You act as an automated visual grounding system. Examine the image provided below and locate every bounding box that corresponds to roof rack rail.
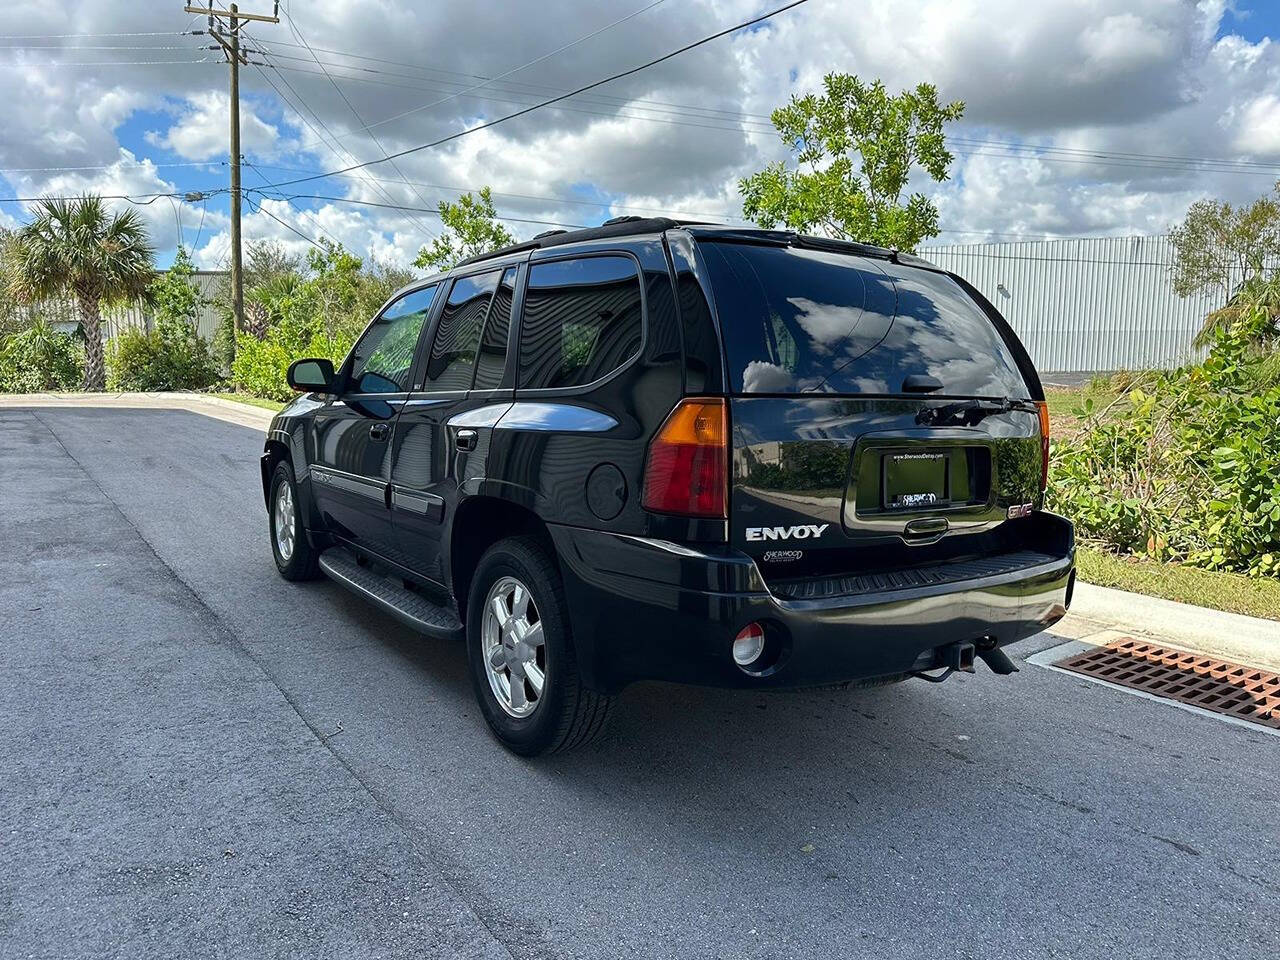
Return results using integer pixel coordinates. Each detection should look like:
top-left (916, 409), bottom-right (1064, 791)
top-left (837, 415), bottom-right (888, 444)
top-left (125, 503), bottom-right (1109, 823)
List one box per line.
top-left (454, 216), bottom-right (694, 268)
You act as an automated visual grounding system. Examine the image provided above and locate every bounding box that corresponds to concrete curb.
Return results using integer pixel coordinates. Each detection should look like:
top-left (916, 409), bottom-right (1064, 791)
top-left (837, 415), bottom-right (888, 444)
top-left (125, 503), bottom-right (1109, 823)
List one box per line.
top-left (0, 391), bottom-right (276, 428)
top-left (1057, 581), bottom-right (1280, 671)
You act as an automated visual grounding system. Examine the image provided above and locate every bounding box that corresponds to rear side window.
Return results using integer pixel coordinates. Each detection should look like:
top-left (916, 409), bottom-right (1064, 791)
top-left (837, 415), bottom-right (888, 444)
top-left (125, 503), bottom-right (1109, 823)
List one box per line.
top-left (424, 270), bottom-right (501, 392)
top-left (518, 255), bottom-right (643, 390)
top-left (473, 267), bottom-right (516, 390)
top-left (700, 242), bottom-right (1027, 397)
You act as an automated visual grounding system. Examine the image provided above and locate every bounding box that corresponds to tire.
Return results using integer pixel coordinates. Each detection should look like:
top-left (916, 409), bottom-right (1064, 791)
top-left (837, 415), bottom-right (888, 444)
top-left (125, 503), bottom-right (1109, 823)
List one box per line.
top-left (269, 459), bottom-right (320, 581)
top-left (466, 536), bottom-right (613, 756)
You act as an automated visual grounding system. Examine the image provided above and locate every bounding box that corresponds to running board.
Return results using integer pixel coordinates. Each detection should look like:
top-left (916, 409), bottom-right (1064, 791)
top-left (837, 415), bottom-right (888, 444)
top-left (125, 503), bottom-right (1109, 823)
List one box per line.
top-left (318, 549), bottom-right (463, 640)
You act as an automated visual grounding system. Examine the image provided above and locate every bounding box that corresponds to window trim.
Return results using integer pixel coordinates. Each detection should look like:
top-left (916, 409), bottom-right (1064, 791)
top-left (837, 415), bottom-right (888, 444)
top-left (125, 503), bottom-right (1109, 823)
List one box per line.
top-left (341, 281), bottom-right (441, 397)
top-left (512, 249), bottom-right (648, 397)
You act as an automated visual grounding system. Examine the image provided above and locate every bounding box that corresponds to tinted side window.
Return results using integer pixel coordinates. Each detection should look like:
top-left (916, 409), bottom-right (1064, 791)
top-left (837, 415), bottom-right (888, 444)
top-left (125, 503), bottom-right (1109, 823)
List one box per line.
top-left (701, 242), bottom-right (1027, 397)
top-left (473, 267), bottom-right (516, 390)
top-left (518, 255), bottom-right (643, 390)
top-left (424, 270), bottom-right (501, 392)
top-left (348, 284), bottom-right (437, 394)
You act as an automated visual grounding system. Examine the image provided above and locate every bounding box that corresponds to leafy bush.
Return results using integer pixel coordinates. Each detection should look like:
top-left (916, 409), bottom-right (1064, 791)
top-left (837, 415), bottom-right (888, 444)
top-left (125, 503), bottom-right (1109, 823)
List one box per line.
top-left (0, 318), bottom-right (82, 392)
top-left (1048, 301), bottom-right (1280, 577)
top-left (226, 239), bottom-right (411, 400)
top-left (231, 316), bottom-right (354, 402)
top-left (106, 319), bottom-right (219, 392)
top-left (106, 249), bottom-right (218, 392)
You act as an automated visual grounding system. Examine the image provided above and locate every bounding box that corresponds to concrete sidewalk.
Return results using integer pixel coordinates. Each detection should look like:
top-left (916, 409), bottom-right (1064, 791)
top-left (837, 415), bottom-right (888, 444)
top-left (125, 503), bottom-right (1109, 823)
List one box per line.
top-left (3, 391), bottom-right (1276, 671)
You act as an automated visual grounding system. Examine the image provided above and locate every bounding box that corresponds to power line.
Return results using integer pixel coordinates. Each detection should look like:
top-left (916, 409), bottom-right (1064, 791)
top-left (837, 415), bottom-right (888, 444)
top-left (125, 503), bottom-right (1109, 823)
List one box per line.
top-left (243, 191), bottom-right (327, 250)
top-left (355, 0), bottom-right (670, 136)
top-left (0, 190), bottom-right (206, 203)
top-left (261, 61), bottom-right (773, 138)
top-left (0, 160), bottom-right (218, 173)
top-left (0, 43), bottom-right (206, 50)
top-left (6, 58), bottom-right (215, 65)
top-left (225, 34), bottom-right (767, 125)
top-left (247, 188), bottom-right (591, 229)
top-left (238, 32), bottom-right (438, 238)
top-left (237, 160), bottom-right (748, 221)
top-left (247, 0), bottom-right (812, 193)
top-left (249, 58), bottom-right (1280, 179)
top-left (0, 31), bottom-right (189, 39)
top-left (229, 39), bottom-right (1280, 176)
top-left (267, 4), bottom-right (439, 233)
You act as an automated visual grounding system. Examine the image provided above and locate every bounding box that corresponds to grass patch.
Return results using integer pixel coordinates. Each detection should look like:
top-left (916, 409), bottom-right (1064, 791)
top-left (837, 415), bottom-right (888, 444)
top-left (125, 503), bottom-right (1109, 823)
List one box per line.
top-left (209, 391), bottom-right (285, 412)
top-left (1044, 381), bottom-right (1123, 439)
top-left (1076, 546), bottom-right (1280, 621)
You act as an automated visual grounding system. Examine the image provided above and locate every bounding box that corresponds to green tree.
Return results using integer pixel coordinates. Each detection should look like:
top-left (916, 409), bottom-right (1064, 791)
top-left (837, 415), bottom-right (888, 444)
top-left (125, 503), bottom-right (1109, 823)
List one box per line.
top-left (413, 187), bottom-right (515, 271)
top-left (7, 196), bottom-right (155, 390)
top-left (1170, 181), bottom-right (1280, 308)
top-left (739, 74), bottom-right (965, 251)
top-left (149, 245), bottom-right (203, 329)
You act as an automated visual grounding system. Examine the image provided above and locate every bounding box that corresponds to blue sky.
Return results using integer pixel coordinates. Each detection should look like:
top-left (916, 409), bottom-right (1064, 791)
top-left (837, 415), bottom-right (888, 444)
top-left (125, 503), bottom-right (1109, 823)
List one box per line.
top-left (2, 0), bottom-right (1278, 269)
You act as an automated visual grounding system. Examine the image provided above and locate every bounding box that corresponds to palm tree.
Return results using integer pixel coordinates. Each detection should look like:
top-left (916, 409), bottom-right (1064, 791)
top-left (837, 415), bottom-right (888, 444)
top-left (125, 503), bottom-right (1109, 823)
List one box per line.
top-left (8, 196), bottom-right (155, 390)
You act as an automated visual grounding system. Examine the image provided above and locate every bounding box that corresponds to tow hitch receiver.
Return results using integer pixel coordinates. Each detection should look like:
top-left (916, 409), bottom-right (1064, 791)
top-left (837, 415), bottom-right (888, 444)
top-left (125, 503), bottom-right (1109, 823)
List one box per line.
top-left (912, 641), bottom-right (977, 683)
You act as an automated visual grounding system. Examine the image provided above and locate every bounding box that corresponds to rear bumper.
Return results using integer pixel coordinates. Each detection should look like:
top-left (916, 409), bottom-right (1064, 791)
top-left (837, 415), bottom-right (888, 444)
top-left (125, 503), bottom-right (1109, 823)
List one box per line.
top-left (549, 513), bottom-right (1074, 693)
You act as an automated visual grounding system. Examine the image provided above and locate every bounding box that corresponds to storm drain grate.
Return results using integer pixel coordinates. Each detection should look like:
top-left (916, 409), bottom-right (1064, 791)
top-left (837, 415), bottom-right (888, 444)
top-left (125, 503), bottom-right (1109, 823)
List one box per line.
top-left (1056, 638), bottom-right (1280, 729)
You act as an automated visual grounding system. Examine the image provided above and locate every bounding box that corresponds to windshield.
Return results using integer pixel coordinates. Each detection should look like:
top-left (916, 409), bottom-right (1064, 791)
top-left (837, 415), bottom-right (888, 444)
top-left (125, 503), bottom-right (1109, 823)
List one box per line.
top-left (700, 241), bottom-right (1029, 397)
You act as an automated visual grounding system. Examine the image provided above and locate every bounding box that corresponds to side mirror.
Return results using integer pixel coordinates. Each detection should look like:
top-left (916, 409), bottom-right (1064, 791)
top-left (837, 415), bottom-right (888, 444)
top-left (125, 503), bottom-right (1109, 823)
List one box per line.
top-left (287, 357), bottom-right (336, 393)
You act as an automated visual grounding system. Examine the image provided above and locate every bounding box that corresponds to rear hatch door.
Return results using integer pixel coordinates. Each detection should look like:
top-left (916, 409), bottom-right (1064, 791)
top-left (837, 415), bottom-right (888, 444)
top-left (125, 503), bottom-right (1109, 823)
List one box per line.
top-left (695, 237), bottom-right (1045, 590)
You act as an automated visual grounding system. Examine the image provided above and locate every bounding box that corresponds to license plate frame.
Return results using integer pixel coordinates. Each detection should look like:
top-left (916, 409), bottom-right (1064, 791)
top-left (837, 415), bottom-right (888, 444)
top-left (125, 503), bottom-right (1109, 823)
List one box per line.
top-left (882, 450), bottom-right (950, 511)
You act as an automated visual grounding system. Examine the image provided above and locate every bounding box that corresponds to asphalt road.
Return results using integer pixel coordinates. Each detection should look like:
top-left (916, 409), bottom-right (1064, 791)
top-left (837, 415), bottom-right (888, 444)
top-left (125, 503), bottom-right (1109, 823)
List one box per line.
top-left (2, 404), bottom-right (1276, 960)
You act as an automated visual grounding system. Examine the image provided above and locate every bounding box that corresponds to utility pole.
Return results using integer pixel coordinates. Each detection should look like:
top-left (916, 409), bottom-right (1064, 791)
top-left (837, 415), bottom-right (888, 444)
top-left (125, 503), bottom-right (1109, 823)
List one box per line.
top-left (184, 2), bottom-right (278, 348)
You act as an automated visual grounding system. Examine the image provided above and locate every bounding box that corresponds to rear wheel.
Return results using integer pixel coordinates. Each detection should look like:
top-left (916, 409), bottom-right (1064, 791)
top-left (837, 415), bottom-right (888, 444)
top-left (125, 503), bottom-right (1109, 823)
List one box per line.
top-left (269, 460), bottom-right (320, 581)
top-left (466, 537), bottom-right (612, 756)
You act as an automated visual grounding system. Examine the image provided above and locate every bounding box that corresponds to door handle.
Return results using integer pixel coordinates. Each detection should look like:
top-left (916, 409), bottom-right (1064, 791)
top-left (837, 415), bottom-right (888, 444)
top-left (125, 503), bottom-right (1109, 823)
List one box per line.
top-left (455, 428), bottom-right (478, 452)
top-left (369, 422), bottom-right (390, 442)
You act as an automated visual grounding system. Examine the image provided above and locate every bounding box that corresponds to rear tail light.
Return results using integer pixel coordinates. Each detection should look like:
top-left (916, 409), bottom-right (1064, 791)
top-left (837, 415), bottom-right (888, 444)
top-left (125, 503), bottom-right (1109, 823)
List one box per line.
top-left (1036, 400), bottom-right (1050, 495)
top-left (642, 398), bottom-right (727, 518)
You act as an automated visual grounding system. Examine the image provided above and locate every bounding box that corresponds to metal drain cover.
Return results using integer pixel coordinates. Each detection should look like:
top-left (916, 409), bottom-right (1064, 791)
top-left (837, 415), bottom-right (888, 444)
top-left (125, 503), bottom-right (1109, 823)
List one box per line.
top-left (1056, 638), bottom-right (1280, 729)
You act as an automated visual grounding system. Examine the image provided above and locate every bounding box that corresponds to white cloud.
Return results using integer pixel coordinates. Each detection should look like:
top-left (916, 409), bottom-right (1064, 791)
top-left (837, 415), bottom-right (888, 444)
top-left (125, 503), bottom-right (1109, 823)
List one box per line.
top-left (1, 0), bottom-right (1278, 266)
top-left (147, 91), bottom-right (289, 162)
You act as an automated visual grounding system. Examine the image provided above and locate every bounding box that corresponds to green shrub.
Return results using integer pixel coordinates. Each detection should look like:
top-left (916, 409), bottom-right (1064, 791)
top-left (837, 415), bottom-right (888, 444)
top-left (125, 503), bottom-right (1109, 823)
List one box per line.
top-left (231, 315), bottom-right (353, 402)
top-left (104, 246), bottom-right (220, 392)
top-left (226, 240), bottom-right (405, 401)
top-left (1049, 303), bottom-right (1280, 578)
top-left (106, 317), bottom-right (219, 391)
top-left (0, 318), bottom-right (83, 392)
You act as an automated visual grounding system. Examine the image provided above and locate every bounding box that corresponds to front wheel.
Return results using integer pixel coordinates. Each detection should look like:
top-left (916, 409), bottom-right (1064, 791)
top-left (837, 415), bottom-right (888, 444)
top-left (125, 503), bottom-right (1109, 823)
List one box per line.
top-left (466, 537), bottom-right (613, 756)
top-left (269, 459), bottom-right (320, 581)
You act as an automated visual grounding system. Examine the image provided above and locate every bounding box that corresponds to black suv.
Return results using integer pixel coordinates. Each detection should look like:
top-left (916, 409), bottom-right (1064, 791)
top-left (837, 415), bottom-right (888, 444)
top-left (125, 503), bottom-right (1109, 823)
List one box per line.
top-left (261, 218), bottom-right (1075, 755)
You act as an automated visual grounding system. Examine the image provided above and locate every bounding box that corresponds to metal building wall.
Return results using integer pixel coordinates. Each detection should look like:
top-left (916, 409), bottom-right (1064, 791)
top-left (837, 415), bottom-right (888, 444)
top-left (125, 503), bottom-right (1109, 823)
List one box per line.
top-left (918, 236), bottom-right (1228, 373)
top-left (31, 270), bottom-right (227, 342)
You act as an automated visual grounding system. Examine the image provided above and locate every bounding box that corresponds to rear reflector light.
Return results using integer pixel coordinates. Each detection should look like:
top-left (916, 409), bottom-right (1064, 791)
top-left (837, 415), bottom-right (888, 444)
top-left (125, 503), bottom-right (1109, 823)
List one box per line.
top-left (1036, 400), bottom-right (1050, 495)
top-left (641, 398), bottom-right (727, 518)
top-left (733, 622), bottom-right (767, 666)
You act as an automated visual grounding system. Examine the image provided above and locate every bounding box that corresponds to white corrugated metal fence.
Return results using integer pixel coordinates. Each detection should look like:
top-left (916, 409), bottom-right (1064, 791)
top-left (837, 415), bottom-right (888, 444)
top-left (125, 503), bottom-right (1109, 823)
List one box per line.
top-left (919, 236), bottom-right (1232, 373)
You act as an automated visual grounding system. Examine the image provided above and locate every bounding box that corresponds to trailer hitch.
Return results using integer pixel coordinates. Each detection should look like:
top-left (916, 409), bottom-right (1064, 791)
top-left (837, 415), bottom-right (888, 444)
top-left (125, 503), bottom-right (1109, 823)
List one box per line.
top-left (911, 641), bottom-right (976, 683)
top-left (911, 640), bottom-right (1021, 682)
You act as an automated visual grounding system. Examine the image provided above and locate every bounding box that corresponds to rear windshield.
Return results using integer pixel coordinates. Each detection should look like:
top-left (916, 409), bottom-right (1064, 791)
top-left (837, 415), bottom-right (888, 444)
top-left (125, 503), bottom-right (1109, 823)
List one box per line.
top-left (699, 242), bottom-right (1028, 397)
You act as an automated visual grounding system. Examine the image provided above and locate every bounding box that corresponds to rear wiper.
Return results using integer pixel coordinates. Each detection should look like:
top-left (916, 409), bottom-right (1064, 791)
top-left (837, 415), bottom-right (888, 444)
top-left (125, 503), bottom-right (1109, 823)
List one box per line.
top-left (915, 397), bottom-right (1039, 426)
